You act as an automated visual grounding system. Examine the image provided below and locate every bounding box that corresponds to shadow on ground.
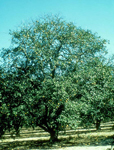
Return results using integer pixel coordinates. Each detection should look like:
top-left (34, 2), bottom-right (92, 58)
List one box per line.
top-left (0, 134), bottom-right (114, 150)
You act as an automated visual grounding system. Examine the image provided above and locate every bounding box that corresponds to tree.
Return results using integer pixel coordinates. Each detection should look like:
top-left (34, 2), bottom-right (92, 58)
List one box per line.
top-left (1, 15), bottom-right (109, 141)
top-left (0, 67), bottom-right (8, 137)
top-left (66, 57), bottom-right (114, 130)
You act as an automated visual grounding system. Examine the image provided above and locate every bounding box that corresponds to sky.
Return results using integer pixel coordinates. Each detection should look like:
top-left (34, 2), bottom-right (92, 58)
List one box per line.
top-left (0, 0), bottom-right (114, 58)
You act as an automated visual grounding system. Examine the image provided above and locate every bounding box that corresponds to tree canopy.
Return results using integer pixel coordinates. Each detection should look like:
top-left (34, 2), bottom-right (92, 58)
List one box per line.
top-left (0, 15), bottom-right (113, 142)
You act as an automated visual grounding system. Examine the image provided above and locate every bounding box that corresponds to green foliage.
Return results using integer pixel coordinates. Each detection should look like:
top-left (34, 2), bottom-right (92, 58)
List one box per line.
top-left (0, 15), bottom-right (112, 141)
top-left (67, 57), bottom-right (114, 129)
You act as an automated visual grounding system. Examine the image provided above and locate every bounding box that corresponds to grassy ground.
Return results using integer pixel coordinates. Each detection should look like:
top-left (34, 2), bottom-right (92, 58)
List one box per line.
top-left (0, 122), bottom-right (114, 150)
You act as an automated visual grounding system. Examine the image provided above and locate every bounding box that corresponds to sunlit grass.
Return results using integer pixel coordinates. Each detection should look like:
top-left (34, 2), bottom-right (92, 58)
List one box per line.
top-left (0, 122), bottom-right (114, 149)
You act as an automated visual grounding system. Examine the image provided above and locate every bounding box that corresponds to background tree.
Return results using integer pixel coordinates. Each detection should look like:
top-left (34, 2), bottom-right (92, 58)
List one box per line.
top-left (66, 57), bottom-right (114, 130)
top-left (0, 67), bottom-right (8, 137)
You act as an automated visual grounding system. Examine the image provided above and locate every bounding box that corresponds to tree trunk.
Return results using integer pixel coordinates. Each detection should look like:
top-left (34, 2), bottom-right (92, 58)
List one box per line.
top-left (49, 129), bottom-right (58, 143)
top-left (0, 128), bottom-right (5, 138)
top-left (16, 128), bottom-right (20, 137)
top-left (96, 119), bottom-right (101, 130)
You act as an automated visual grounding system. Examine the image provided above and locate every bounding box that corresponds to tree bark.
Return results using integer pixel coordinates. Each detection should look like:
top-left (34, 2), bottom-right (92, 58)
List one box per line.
top-left (49, 129), bottom-right (58, 143)
top-left (96, 119), bottom-right (101, 130)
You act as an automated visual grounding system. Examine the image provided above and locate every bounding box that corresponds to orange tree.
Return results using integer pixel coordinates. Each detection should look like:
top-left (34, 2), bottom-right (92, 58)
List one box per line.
top-left (66, 57), bottom-right (114, 130)
top-left (0, 15), bottom-right (108, 142)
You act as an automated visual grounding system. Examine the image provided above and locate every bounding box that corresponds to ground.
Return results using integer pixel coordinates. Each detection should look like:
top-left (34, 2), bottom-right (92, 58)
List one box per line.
top-left (0, 122), bottom-right (114, 150)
